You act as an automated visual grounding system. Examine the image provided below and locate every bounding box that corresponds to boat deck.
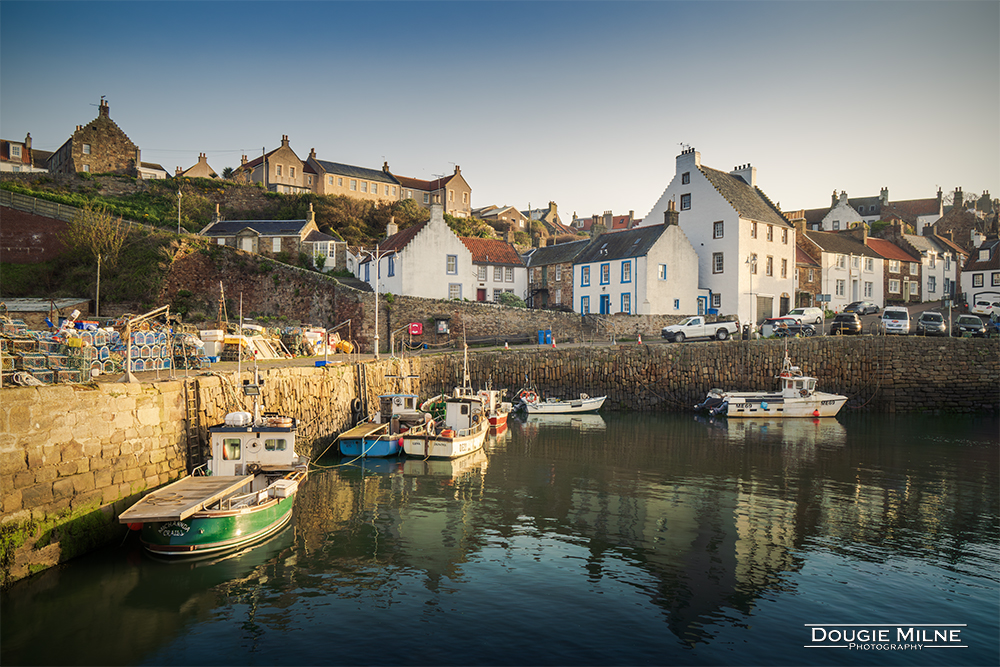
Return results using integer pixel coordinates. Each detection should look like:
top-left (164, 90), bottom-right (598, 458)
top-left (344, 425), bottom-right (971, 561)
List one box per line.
top-left (118, 476), bottom-right (250, 523)
top-left (338, 422), bottom-right (391, 440)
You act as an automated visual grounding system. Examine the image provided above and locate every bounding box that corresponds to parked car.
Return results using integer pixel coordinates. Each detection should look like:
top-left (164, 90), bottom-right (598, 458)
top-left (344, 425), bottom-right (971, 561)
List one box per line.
top-left (760, 316), bottom-right (800, 337)
top-left (661, 316), bottom-right (740, 342)
top-left (953, 314), bottom-right (986, 338)
top-left (914, 311), bottom-right (947, 336)
top-left (844, 301), bottom-right (880, 315)
top-left (773, 323), bottom-right (816, 338)
top-left (970, 297), bottom-right (1000, 319)
top-left (880, 307), bottom-right (910, 335)
top-left (829, 312), bottom-right (862, 335)
top-left (786, 307), bottom-right (825, 325)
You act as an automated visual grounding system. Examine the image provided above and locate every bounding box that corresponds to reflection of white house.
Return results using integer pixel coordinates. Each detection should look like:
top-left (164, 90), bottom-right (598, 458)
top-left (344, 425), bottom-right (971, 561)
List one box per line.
top-left (641, 149), bottom-right (796, 323)
top-left (799, 226), bottom-right (884, 313)
top-left (198, 203), bottom-right (344, 271)
top-left (359, 204), bottom-right (474, 300)
top-left (573, 203), bottom-right (701, 315)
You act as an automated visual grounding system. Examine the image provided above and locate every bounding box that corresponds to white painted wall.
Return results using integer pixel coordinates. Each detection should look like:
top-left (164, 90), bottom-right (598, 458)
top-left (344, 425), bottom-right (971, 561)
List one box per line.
top-left (641, 150), bottom-right (796, 322)
top-left (822, 193), bottom-right (863, 231)
top-left (817, 252), bottom-right (884, 312)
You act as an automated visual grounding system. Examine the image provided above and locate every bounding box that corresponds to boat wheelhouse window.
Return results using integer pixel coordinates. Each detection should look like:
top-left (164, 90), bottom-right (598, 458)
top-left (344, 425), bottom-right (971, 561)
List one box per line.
top-left (223, 438), bottom-right (242, 460)
top-left (795, 380), bottom-right (804, 389)
top-left (461, 404), bottom-right (469, 415)
top-left (265, 438), bottom-right (287, 451)
top-left (807, 379), bottom-right (816, 390)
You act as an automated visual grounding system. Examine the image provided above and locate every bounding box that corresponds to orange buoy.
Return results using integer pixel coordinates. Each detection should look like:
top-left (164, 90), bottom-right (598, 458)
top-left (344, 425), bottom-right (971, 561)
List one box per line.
top-left (128, 523), bottom-right (143, 531)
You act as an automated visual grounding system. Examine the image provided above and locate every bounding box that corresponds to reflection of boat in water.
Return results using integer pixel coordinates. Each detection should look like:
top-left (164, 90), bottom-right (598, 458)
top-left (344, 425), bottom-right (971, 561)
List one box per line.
top-left (337, 456), bottom-right (405, 476)
top-left (517, 412), bottom-right (607, 432)
top-left (699, 415), bottom-right (847, 447)
top-left (402, 448), bottom-right (488, 477)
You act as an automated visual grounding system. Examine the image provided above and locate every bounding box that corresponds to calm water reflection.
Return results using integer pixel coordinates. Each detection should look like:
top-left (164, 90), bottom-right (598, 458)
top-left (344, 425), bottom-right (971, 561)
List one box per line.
top-left (2, 413), bottom-right (997, 666)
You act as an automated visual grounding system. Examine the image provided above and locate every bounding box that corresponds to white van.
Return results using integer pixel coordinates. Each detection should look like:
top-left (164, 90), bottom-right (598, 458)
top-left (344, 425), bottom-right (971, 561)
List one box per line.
top-left (881, 307), bottom-right (910, 335)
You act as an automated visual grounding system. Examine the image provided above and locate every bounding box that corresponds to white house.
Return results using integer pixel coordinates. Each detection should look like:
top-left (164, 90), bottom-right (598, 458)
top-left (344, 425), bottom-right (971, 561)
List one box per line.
top-left (961, 237), bottom-right (1000, 310)
top-left (460, 236), bottom-right (527, 303)
top-left (799, 227), bottom-right (885, 312)
top-left (573, 204), bottom-right (701, 316)
top-left (890, 232), bottom-right (965, 302)
top-left (821, 192), bottom-right (864, 231)
top-left (359, 204), bottom-right (474, 300)
top-left (641, 149), bottom-right (796, 323)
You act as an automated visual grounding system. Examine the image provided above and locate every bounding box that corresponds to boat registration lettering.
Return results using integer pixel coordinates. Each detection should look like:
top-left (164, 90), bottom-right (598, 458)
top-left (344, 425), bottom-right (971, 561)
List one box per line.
top-left (159, 521), bottom-right (191, 537)
top-left (821, 400), bottom-right (836, 406)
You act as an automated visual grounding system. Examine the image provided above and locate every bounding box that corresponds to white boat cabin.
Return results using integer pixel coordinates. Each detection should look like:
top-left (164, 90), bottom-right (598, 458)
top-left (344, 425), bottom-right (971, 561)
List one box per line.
top-left (375, 393), bottom-right (422, 425)
top-left (209, 411), bottom-right (301, 479)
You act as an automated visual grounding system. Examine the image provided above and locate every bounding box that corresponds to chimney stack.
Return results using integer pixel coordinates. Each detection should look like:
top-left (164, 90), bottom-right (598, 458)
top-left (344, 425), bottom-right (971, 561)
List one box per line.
top-left (386, 215), bottom-right (397, 237)
top-left (280, 135), bottom-right (289, 147)
top-left (98, 98), bottom-right (109, 118)
top-left (663, 200), bottom-right (679, 227)
top-left (954, 187), bottom-right (964, 208)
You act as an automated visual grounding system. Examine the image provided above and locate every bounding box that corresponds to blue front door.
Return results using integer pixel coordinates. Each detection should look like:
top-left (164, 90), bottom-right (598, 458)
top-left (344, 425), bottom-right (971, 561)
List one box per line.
top-left (599, 295), bottom-right (610, 314)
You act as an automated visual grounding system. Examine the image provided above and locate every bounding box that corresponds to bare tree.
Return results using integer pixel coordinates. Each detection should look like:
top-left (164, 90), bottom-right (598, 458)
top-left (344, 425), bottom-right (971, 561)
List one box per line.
top-left (63, 203), bottom-right (133, 317)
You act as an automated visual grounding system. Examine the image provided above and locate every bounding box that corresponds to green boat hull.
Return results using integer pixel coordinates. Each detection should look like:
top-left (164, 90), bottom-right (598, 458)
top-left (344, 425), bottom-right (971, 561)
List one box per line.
top-left (139, 494), bottom-right (296, 556)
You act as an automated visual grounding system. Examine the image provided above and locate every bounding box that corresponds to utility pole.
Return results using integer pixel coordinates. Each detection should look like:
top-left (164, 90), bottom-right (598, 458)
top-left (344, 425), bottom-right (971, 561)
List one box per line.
top-left (177, 189), bottom-right (182, 234)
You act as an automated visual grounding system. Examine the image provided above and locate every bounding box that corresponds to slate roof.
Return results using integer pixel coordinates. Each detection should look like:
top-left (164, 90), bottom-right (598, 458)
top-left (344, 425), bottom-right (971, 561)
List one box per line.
top-left (460, 237), bottom-right (524, 266)
top-left (963, 238), bottom-right (1000, 272)
top-left (866, 237), bottom-right (920, 263)
top-left (303, 229), bottom-right (340, 244)
top-left (311, 159), bottom-right (398, 184)
top-left (522, 238), bottom-right (592, 268)
top-left (699, 167), bottom-right (791, 227)
top-left (929, 233), bottom-right (968, 257)
top-left (848, 196), bottom-right (882, 216)
top-left (880, 198), bottom-right (940, 222)
top-left (901, 234), bottom-right (939, 256)
top-left (803, 230), bottom-right (882, 258)
top-left (575, 225), bottom-right (668, 264)
top-left (201, 220), bottom-right (310, 236)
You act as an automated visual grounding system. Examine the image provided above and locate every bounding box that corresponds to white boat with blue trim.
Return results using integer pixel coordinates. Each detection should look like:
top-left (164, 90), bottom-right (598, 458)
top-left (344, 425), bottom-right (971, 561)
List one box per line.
top-left (696, 353), bottom-right (847, 418)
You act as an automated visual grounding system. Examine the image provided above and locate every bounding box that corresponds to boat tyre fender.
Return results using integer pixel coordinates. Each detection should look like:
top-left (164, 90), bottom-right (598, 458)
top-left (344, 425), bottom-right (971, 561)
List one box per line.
top-left (800, 389), bottom-right (809, 398)
top-left (247, 463), bottom-right (262, 476)
top-left (351, 398), bottom-right (362, 412)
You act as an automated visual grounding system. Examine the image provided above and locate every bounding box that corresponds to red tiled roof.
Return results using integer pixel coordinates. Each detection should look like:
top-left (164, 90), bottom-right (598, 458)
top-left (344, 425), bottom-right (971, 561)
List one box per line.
top-left (460, 237), bottom-right (524, 266)
top-left (865, 237), bottom-right (920, 262)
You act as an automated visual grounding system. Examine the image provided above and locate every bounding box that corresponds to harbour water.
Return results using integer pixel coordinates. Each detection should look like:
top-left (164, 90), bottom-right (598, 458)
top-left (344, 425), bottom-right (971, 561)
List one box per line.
top-left (2, 412), bottom-right (998, 666)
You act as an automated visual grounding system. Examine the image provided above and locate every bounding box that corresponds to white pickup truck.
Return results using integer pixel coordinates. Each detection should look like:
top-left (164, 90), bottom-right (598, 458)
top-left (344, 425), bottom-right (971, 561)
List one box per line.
top-left (661, 316), bottom-right (739, 342)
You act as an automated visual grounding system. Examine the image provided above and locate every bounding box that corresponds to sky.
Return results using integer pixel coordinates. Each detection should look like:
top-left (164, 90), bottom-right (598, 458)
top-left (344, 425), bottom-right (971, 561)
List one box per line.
top-left (2, 1), bottom-right (998, 221)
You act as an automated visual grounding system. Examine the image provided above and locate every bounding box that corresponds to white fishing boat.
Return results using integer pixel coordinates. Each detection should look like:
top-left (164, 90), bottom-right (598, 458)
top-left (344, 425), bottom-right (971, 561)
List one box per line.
top-left (696, 352), bottom-right (847, 418)
top-left (521, 392), bottom-right (606, 414)
top-left (478, 386), bottom-right (512, 431)
top-left (402, 343), bottom-right (489, 459)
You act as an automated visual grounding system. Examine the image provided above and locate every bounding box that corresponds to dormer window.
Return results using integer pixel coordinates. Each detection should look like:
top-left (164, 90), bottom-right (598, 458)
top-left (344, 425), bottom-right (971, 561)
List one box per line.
top-left (980, 248), bottom-right (990, 261)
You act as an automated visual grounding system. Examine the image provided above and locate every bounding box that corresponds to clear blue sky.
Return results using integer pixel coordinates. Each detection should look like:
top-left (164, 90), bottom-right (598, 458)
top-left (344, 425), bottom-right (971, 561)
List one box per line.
top-left (2, 1), bottom-right (997, 220)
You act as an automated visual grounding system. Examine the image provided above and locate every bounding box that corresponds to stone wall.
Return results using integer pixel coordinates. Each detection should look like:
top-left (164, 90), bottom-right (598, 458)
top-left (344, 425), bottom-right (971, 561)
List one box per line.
top-left (0, 359), bottom-right (416, 587)
top-left (2, 336), bottom-right (996, 586)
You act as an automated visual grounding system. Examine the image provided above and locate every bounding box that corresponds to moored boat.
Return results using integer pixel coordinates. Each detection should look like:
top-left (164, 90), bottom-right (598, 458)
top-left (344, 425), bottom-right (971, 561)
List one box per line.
top-left (338, 393), bottom-right (423, 457)
top-left (119, 374), bottom-right (308, 556)
top-left (478, 387), bottom-right (512, 431)
top-left (696, 352), bottom-right (847, 418)
top-left (520, 392), bottom-right (606, 414)
top-left (403, 388), bottom-right (490, 459)
top-left (402, 343), bottom-right (489, 459)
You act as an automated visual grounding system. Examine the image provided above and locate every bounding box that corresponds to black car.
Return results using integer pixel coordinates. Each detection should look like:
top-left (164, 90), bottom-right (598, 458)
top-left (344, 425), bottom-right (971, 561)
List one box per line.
top-left (953, 314), bottom-right (986, 337)
top-left (829, 312), bottom-right (862, 335)
top-left (773, 323), bottom-right (816, 338)
top-left (914, 311), bottom-right (947, 336)
top-left (844, 301), bottom-right (880, 315)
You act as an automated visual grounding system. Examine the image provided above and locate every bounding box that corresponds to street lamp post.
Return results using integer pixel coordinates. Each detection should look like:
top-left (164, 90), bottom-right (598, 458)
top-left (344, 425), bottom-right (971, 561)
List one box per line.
top-left (746, 254), bottom-right (757, 329)
top-left (359, 243), bottom-right (392, 359)
top-left (177, 189), bottom-right (182, 235)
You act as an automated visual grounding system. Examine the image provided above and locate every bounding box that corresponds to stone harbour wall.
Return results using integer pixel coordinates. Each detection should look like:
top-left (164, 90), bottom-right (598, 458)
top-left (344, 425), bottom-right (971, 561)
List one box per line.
top-left (2, 336), bottom-right (996, 586)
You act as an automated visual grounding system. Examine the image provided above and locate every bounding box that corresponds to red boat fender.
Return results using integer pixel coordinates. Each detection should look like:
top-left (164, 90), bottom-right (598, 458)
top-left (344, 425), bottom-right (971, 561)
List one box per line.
top-left (128, 523), bottom-right (143, 531)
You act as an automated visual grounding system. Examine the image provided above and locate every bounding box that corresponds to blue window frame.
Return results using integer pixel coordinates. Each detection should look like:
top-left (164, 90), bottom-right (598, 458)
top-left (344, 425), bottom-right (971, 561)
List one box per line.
top-left (581, 296), bottom-right (590, 314)
top-left (621, 293), bottom-right (631, 314)
top-left (600, 263), bottom-right (610, 285)
top-left (581, 266), bottom-right (590, 287)
top-left (621, 260), bottom-right (632, 283)
top-left (387, 255), bottom-right (395, 277)
top-left (364, 263), bottom-right (370, 282)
